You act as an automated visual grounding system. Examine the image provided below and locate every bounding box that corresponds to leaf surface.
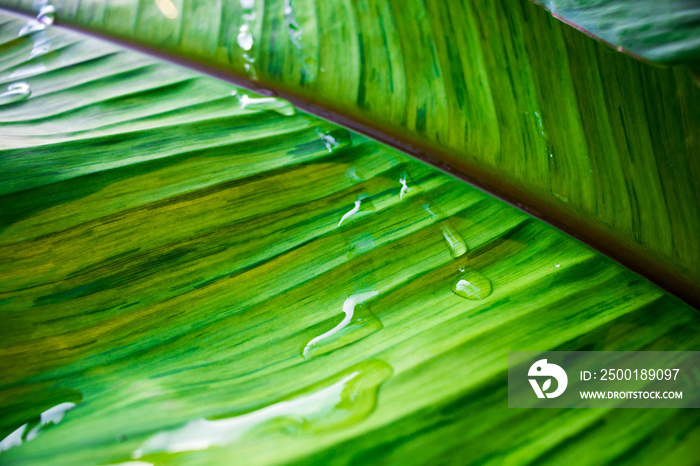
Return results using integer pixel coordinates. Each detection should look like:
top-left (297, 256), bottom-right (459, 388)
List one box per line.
top-left (1, 0), bottom-right (699, 304)
top-left (533, 0), bottom-right (700, 64)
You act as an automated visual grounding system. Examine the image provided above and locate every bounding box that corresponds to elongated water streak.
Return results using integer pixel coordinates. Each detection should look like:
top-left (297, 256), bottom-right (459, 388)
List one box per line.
top-left (338, 200), bottom-right (361, 226)
top-left (302, 290), bottom-right (378, 358)
top-left (132, 360), bottom-right (392, 458)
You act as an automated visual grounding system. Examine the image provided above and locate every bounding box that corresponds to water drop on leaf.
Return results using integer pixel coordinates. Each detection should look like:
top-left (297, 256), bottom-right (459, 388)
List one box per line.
top-left (0, 83), bottom-right (31, 106)
top-left (452, 271), bottom-right (492, 300)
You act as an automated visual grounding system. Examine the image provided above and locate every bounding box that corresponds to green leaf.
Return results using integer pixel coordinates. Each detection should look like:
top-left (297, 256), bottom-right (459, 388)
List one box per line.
top-left (1, 11), bottom-right (700, 465)
top-left (1, 0), bottom-right (698, 305)
top-left (533, 0), bottom-right (700, 64)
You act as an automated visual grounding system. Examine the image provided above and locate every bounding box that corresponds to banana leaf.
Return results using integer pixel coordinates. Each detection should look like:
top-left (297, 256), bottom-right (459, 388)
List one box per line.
top-left (532, 0), bottom-right (700, 64)
top-left (1, 10), bottom-right (700, 465)
top-left (1, 0), bottom-right (698, 306)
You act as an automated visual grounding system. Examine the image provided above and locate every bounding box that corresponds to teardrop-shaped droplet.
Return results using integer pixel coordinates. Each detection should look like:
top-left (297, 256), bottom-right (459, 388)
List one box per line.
top-left (231, 90), bottom-right (296, 116)
top-left (452, 270), bottom-right (492, 300)
top-left (132, 360), bottom-right (393, 458)
top-left (440, 225), bottom-right (468, 258)
top-left (0, 83), bottom-right (31, 106)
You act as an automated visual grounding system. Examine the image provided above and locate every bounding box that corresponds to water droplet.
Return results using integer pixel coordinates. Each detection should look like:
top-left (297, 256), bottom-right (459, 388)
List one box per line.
top-left (132, 360), bottom-right (392, 458)
top-left (422, 204), bottom-right (439, 221)
top-left (22, 29), bottom-right (52, 59)
top-left (233, 1), bottom-right (258, 78)
top-left (0, 402), bottom-right (77, 452)
top-left (302, 292), bottom-right (382, 359)
top-left (338, 199), bottom-right (361, 226)
top-left (237, 24), bottom-right (254, 51)
top-left (236, 10), bottom-right (257, 52)
top-left (18, 21), bottom-right (45, 36)
top-left (241, 10), bottom-right (257, 24)
top-left (337, 195), bottom-right (373, 227)
top-left (154, 0), bottom-right (178, 19)
top-left (241, 53), bottom-right (258, 79)
top-left (36, 4), bottom-right (55, 25)
top-left (283, 0), bottom-right (303, 49)
top-left (281, 0), bottom-right (316, 81)
top-left (399, 173), bottom-right (409, 200)
top-left (29, 44), bottom-right (50, 59)
top-left (0, 83), bottom-right (31, 106)
top-left (18, 4), bottom-right (55, 36)
top-left (440, 225), bottom-right (468, 258)
top-left (452, 271), bottom-right (492, 300)
top-left (346, 233), bottom-right (375, 259)
top-left (231, 90), bottom-right (296, 116)
top-left (345, 166), bottom-right (362, 183)
top-left (316, 128), bottom-right (340, 153)
top-left (534, 111), bottom-right (546, 138)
